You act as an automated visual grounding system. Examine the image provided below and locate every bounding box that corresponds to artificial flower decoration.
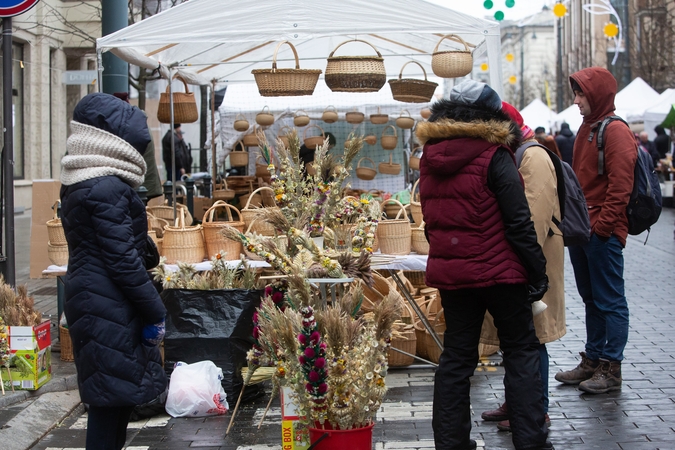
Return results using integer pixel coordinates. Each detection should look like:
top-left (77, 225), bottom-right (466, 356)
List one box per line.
top-left (583, 0), bottom-right (623, 65)
top-left (505, 53), bottom-right (514, 62)
top-left (603, 22), bottom-right (619, 38)
top-left (509, 75), bottom-right (518, 85)
top-left (553, 2), bottom-right (568, 18)
top-left (480, 63), bottom-right (489, 72)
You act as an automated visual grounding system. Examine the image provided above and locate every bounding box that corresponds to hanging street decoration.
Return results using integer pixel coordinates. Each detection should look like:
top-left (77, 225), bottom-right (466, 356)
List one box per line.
top-left (505, 53), bottom-right (515, 63)
top-left (603, 22), bottom-right (619, 38)
top-left (480, 63), bottom-right (489, 72)
top-left (582, 0), bottom-right (623, 65)
top-left (553, 2), bottom-right (568, 18)
top-left (509, 75), bottom-right (518, 85)
top-left (483, 0), bottom-right (515, 22)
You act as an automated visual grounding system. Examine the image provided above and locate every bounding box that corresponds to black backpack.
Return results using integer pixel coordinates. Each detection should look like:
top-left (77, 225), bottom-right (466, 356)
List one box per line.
top-left (593, 116), bottom-right (662, 241)
top-left (515, 142), bottom-right (591, 247)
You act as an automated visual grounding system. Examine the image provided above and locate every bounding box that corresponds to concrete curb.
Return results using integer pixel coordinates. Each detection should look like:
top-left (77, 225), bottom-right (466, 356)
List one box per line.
top-left (0, 373), bottom-right (78, 409)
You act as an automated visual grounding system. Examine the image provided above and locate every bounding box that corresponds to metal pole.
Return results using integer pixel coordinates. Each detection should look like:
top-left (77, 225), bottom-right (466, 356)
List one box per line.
top-left (101, 0), bottom-right (128, 94)
top-left (2, 17), bottom-right (16, 286)
top-left (211, 80), bottom-right (217, 185)
top-left (169, 70), bottom-right (176, 223)
top-left (556, 18), bottom-right (564, 113)
top-left (519, 26), bottom-right (525, 110)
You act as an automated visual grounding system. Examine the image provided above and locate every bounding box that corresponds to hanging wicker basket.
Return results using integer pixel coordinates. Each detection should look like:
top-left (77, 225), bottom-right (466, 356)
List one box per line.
top-left (325, 39), bottom-right (387, 93)
top-left (370, 106), bottom-right (389, 124)
top-left (395, 110), bottom-right (415, 129)
top-left (233, 113), bottom-right (250, 132)
top-left (229, 141), bottom-right (249, 167)
top-left (46, 201), bottom-right (66, 245)
top-left (161, 207), bottom-right (206, 264)
top-left (409, 146), bottom-right (422, 171)
top-left (322, 105), bottom-right (338, 123)
top-left (381, 125), bottom-right (398, 150)
top-left (411, 222), bottom-right (429, 255)
top-left (277, 126), bottom-right (291, 148)
top-left (294, 110), bottom-right (310, 127)
top-left (255, 105), bottom-right (275, 126)
top-left (431, 34), bottom-right (473, 79)
top-left (242, 124), bottom-right (261, 147)
top-left (410, 178), bottom-right (423, 224)
top-left (303, 124), bottom-right (325, 149)
top-left (389, 61), bottom-right (439, 103)
top-left (255, 155), bottom-right (270, 178)
top-left (157, 76), bottom-right (199, 124)
top-left (202, 201), bottom-right (245, 260)
top-left (355, 157), bottom-right (377, 181)
top-left (345, 109), bottom-right (365, 124)
top-left (252, 41), bottom-right (321, 97)
top-left (379, 154), bottom-right (401, 175)
top-left (377, 199), bottom-right (412, 255)
top-left (241, 187), bottom-right (277, 236)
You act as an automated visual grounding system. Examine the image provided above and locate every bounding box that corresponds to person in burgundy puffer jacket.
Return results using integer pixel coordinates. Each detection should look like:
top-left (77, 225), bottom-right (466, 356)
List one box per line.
top-left (417, 80), bottom-right (552, 450)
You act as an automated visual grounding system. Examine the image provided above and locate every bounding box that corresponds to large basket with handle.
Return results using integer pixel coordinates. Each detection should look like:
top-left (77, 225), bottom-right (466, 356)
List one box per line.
top-left (240, 187), bottom-right (277, 236)
top-left (48, 242), bottom-right (68, 266)
top-left (213, 181), bottom-right (235, 201)
top-left (377, 199), bottom-right (412, 255)
top-left (425, 307), bottom-right (446, 364)
top-left (303, 124), bottom-right (325, 149)
top-left (202, 201), bottom-right (245, 260)
top-left (431, 34), bottom-right (473, 78)
top-left (229, 141), bottom-right (249, 167)
top-left (378, 154), bottom-right (401, 175)
top-left (252, 41), bottom-right (321, 97)
top-left (380, 125), bottom-right (398, 150)
top-left (325, 39), bottom-right (386, 93)
top-left (409, 146), bottom-right (422, 171)
top-left (147, 203), bottom-right (193, 226)
top-left (161, 208), bottom-right (205, 264)
top-left (157, 76), bottom-right (198, 124)
top-left (389, 61), bottom-right (439, 103)
top-left (46, 201), bottom-right (66, 245)
top-left (411, 222), bottom-right (429, 255)
top-left (355, 157), bottom-right (377, 180)
top-left (387, 323), bottom-right (416, 367)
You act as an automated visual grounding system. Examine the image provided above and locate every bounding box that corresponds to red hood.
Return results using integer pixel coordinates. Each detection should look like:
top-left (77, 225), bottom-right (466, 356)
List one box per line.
top-left (570, 67), bottom-right (617, 123)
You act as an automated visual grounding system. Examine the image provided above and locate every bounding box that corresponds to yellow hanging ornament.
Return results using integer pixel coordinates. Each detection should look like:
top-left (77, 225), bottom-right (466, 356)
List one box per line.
top-left (604, 23), bottom-right (619, 38)
top-left (553, 3), bottom-right (567, 18)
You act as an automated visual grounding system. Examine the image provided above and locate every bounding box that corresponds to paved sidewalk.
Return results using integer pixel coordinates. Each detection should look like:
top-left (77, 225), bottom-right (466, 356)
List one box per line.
top-left (2, 208), bottom-right (675, 449)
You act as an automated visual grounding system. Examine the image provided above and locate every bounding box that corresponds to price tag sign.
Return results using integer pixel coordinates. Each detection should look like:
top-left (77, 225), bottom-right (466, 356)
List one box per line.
top-left (0, 0), bottom-right (40, 18)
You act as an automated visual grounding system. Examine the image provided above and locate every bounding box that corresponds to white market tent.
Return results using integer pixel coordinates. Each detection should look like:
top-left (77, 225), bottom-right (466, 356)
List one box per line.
top-left (643, 88), bottom-right (675, 140)
top-left (520, 99), bottom-right (558, 133)
top-left (614, 77), bottom-right (660, 124)
top-left (554, 104), bottom-right (583, 134)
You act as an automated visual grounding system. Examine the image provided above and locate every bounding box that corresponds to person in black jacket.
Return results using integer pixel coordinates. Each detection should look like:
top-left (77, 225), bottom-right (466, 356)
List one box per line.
top-left (162, 123), bottom-right (192, 182)
top-left (554, 122), bottom-right (576, 165)
top-left (654, 125), bottom-right (671, 161)
top-left (60, 93), bottom-right (167, 450)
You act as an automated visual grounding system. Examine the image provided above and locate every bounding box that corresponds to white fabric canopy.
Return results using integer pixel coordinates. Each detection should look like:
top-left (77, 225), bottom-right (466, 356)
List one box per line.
top-left (520, 99), bottom-right (558, 133)
top-left (96, 0), bottom-right (503, 92)
top-left (644, 88), bottom-right (675, 140)
top-left (614, 77), bottom-right (660, 124)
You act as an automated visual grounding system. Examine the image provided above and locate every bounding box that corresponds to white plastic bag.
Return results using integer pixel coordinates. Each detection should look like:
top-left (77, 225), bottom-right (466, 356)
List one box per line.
top-left (165, 360), bottom-right (229, 417)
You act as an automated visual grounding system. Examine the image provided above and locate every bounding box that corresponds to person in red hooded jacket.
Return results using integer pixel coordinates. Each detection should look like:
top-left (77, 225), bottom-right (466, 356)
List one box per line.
top-left (553, 67), bottom-right (636, 394)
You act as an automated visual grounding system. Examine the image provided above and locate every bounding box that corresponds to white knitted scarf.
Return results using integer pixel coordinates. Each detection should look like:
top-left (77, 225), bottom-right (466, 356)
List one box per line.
top-left (61, 121), bottom-right (147, 188)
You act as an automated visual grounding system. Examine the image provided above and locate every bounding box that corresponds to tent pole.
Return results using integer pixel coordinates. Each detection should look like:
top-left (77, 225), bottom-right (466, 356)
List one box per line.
top-left (96, 48), bottom-right (103, 93)
top-left (211, 79), bottom-right (217, 186)
top-left (170, 68), bottom-right (177, 222)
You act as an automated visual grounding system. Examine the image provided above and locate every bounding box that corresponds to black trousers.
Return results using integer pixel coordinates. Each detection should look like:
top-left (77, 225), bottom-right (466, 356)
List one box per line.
top-left (86, 405), bottom-right (135, 450)
top-left (432, 284), bottom-right (548, 450)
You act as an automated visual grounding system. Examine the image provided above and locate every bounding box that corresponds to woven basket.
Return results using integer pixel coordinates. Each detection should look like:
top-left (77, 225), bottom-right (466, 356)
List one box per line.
top-left (213, 181), bottom-right (236, 200)
top-left (277, 126), bottom-right (291, 148)
top-left (255, 155), bottom-right (270, 178)
top-left (387, 326), bottom-right (416, 367)
top-left (395, 110), bottom-right (415, 129)
top-left (48, 242), bottom-right (69, 266)
top-left (147, 213), bottom-right (171, 238)
top-left (431, 34), bottom-right (473, 79)
top-left (361, 273), bottom-right (402, 313)
top-left (377, 199), bottom-right (412, 255)
top-left (243, 124), bottom-right (261, 147)
top-left (410, 179), bottom-right (423, 224)
top-left (303, 124), bottom-right (325, 149)
top-left (383, 200), bottom-right (408, 219)
top-left (233, 113), bottom-right (249, 132)
top-left (379, 154), bottom-right (401, 175)
top-left (157, 76), bottom-right (198, 124)
top-left (59, 326), bottom-right (74, 362)
top-left (294, 110), bottom-right (310, 127)
top-left (345, 109), bottom-right (365, 124)
top-left (202, 201), bottom-right (245, 260)
top-left (425, 307), bottom-right (446, 364)
top-left (409, 146), bottom-right (422, 171)
top-left (412, 297), bottom-right (431, 359)
top-left (420, 108), bottom-right (432, 119)
top-left (381, 125), bottom-right (398, 150)
top-left (365, 134), bottom-right (377, 145)
top-left (389, 61), bottom-right (439, 103)
top-left (370, 106), bottom-right (388, 124)
top-left (241, 187), bottom-right (277, 236)
top-left (411, 222), bottom-right (429, 255)
top-left (161, 208), bottom-right (206, 264)
top-left (255, 105), bottom-right (275, 126)
top-left (325, 39), bottom-right (386, 93)
top-left (230, 142), bottom-right (249, 167)
top-left (252, 41), bottom-right (321, 97)
top-left (322, 105), bottom-right (338, 123)
top-left (46, 201), bottom-right (66, 245)
top-left (355, 157), bottom-right (377, 181)
top-left (147, 203), bottom-right (193, 226)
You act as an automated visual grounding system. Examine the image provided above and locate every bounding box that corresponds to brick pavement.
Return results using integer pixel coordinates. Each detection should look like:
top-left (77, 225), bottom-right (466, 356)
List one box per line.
top-left (6, 208), bottom-right (675, 449)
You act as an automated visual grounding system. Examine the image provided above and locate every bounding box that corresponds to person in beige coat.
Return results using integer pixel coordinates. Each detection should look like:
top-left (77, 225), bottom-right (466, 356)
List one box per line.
top-left (480, 102), bottom-right (566, 431)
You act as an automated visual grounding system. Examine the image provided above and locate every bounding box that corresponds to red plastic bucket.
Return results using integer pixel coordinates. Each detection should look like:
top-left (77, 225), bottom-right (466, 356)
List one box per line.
top-left (308, 422), bottom-right (374, 450)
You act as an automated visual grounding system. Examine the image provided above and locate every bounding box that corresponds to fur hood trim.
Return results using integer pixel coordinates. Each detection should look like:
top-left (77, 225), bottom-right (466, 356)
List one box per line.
top-left (416, 118), bottom-right (520, 150)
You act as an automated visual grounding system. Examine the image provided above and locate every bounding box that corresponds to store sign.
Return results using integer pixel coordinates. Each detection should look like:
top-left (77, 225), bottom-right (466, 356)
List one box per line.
top-left (0, 0), bottom-right (40, 18)
top-left (62, 70), bottom-right (98, 85)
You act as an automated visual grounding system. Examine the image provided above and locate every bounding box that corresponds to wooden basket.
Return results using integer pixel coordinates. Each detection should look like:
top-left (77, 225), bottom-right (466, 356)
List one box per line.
top-left (46, 201), bottom-right (66, 245)
top-left (409, 146), bottom-right (422, 171)
top-left (157, 76), bottom-right (198, 124)
top-left (395, 110), bottom-right (415, 129)
top-left (255, 105), bottom-right (275, 126)
top-left (303, 124), bottom-right (325, 149)
top-left (213, 181), bottom-right (236, 200)
top-left (230, 141), bottom-right (250, 167)
top-left (252, 41), bottom-right (321, 97)
top-left (202, 201), bottom-right (245, 260)
top-left (233, 113), bottom-right (249, 132)
top-left (322, 105), bottom-right (338, 123)
top-left (370, 106), bottom-right (388, 124)
top-left (325, 39), bottom-right (386, 93)
top-left (48, 242), bottom-right (69, 266)
top-left (241, 187), bottom-right (277, 236)
top-left (381, 125), bottom-right (398, 150)
top-left (243, 124), bottom-right (261, 147)
top-left (387, 325), bottom-right (416, 367)
top-left (411, 222), bottom-right (429, 255)
top-left (345, 109), bottom-right (365, 124)
top-left (59, 326), bottom-right (74, 362)
top-left (294, 110), bottom-right (310, 127)
top-left (389, 61), bottom-right (439, 103)
top-left (161, 208), bottom-right (206, 264)
top-left (377, 199), bottom-right (412, 255)
top-left (355, 157), bottom-right (377, 181)
top-left (410, 179), bottom-right (423, 224)
top-left (379, 154), bottom-right (401, 175)
top-left (147, 203), bottom-right (193, 226)
top-left (431, 35), bottom-right (473, 79)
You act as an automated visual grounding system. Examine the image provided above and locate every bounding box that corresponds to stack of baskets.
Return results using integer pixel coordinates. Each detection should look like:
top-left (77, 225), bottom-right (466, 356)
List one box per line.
top-left (202, 201), bottom-right (245, 260)
top-left (46, 201), bottom-right (68, 266)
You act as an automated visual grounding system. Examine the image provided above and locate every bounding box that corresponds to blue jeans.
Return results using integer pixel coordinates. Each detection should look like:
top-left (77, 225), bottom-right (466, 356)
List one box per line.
top-left (568, 234), bottom-right (629, 361)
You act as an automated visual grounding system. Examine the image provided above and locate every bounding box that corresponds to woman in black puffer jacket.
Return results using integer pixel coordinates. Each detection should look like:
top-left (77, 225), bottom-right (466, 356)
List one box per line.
top-left (60, 93), bottom-right (167, 450)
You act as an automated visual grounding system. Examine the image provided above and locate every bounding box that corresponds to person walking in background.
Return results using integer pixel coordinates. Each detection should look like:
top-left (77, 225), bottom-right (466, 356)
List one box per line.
top-left (59, 93), bottom-right (167, 450)
top-left (162, 123), bottom-right (192, 182)
top-left (534, 126), bottom-right (547, 141)
top-left (554, 67), bottom-right (636, 394)
top-left (481, 103), bottom-right (566, 433)
top-left (417, 80), bottom-right (552, 450)
top-left (638, 131), bottom-right (659, 168)
top-left (653, 125), bottom-right (671, 161)
top-left (554, 122), bottom-right (576, 165)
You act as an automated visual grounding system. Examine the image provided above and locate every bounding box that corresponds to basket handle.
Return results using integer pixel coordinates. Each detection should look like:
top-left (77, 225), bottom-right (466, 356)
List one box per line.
top-left (52, 200), bottom-right (61, 220)
top-left (398, 61), bottom-right (428, 81)
top-left (278, 125), bottom-right (291, 136)
top-left (203, 201), bottom-right (241, 224)
top-left (418, 220), bottom-right (426, 230)
top-left (433, 34), bottom-right (471, 53)
top-left (385, 198), bottom-right (409, 220)
top-left (323, 105), bottom-right (337, 113)
top-left (399, 109), bottom-right (411, 118)
top-left (295, 109), bottom-right (308, 117)
top-left (271, 41), bottom-right (300, 71)
top-left (381, 124), bottom-right (398, 138)
top-left (302, 124), bottom-right (325, 139)
top-left (233, 140), bottom-right (247, 152)
top-left (235, 113), bottom-right (247, 121)
top-left (173, 206), bottom-right (187, 230)
top-left (329, 39), bottom-right (382, 58)
top-left (243, 186), bottom-right (275, 210)
top-left (165, 75), bottom-right (190, 94)
top-left (411, 179), bottom-right (421, 205)
top-left (259, 105), bottom-right (271, 115)
top-left (357, 157), bottom-right (376, 169)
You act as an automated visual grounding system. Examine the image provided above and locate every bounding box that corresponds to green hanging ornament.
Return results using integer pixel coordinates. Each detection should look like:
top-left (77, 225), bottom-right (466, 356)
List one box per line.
top-left (505, 0), bottom-right (516, 8)
top-left (483, 0), bottom-right (494, 9)
top-left (494, 10), bottom-right (505, 21)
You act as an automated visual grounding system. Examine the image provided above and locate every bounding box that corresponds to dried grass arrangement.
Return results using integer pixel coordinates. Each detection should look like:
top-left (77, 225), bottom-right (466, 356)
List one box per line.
top-left (0, 275), bottom-right (42, 327)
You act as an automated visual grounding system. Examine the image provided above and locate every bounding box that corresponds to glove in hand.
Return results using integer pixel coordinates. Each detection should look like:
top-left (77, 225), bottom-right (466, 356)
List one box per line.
top-left (142, 319), bottom-right (166, 347)
top-left (527, 275), bottom-right (549, 303)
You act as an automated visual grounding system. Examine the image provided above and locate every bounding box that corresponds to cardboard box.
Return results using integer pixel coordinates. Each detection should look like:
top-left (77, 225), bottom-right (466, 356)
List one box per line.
top-left (5, 320), bottom-right (52, 391)
top-left (30, 179), bottom-right (62, 278)
top-left (280, 386), bottom-right (310, 450)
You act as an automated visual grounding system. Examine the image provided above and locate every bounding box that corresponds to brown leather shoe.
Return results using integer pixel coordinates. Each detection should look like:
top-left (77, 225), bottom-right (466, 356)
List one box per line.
top-left (481, 403), bottom-right (508, 421)
top-left (554, 351), bottom-right (600, 385)
top-left (496, 414), bottom-right (550, 432)
top-left (579, 359), bottom-right (622, 394)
